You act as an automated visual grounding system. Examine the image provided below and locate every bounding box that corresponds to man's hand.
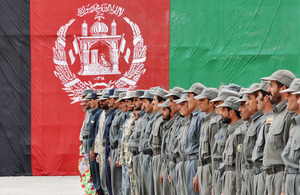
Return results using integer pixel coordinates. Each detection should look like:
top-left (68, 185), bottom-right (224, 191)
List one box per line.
top-left (160, 174), bottom-right (163, 184)
top-left (281, 192), bottom-right (286, 195)
top-left (108, 157), bottom-right (111, 167)
top-left (116, 160), bottom-right (122, 167)
top-left (90, 150), bottom-right (95, 161)
top-left (168, 174), bottom-right (171, 183)
top-left (193, 175), bottom-right (199, 193)
top-left (211, 187), bottom-right (213, 195)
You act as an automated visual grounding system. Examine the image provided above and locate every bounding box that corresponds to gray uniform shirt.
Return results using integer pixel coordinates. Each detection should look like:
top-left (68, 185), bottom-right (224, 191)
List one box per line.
top-left (263, 100), bottom-right (294, 167)
top-left (252, 111), bottom-right (274, 166)
top-left (212, 121), bottom-right (228, 166)
top-left (128, 110), bottom-right (146, 152)
top-left (199, 111), bottom-right (220, 161)
top-left (148, 112), bottom-right (165, 155)
top-left (282, 114), bottom-right (300, 169)
top-left (174, 117), bottom-right (190, 160)
top-left (161, 117), bottom-right (176, 161)
top-left (242, 111), bottom-right (263, 166)
top-left (140, 111), bottom-right (158, 152)
top-left (81, 108), bottom-right (94, 137)
top-left (184, 109), bottom-right (205, 155)
top-left (109, 109), bottom-right (126, 148)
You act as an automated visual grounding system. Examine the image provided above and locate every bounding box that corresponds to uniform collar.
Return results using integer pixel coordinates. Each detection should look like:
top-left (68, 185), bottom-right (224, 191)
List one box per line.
top-left (273, 99), bottom-right (287, 114)
top-left (292, 114), bottom-right (300, 125)
top-left (191, 109), bottom-right (200, 117)
top-left (227, 119), bottom-right (243, 135)
top-left (203, 110), bottom-right (217, 122)
top-left (250, 110), bottom-right (263, 122)
top-left (137, 110), bottom-right (146, 118)
top-left (91, 107), bottom-right (99, 114)
top-left (149, 111), bottom-right (158, 120)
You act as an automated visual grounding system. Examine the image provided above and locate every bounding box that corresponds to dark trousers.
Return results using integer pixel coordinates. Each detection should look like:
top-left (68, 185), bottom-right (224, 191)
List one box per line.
top-left (105, 145), bottom-right (112, 195)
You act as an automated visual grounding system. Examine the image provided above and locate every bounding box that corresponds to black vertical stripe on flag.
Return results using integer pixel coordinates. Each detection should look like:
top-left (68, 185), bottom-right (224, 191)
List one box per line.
top-left (0, 0), bottom-right (31, 176)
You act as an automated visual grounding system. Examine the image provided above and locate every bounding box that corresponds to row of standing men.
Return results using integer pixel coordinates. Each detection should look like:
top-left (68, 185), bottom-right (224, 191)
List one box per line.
top-left (79, 69), bottom-right (300, 195)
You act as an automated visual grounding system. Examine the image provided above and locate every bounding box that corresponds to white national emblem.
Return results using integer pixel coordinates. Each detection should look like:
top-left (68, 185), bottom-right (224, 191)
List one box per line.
top-left (53, 3), bottom-right (147, 104)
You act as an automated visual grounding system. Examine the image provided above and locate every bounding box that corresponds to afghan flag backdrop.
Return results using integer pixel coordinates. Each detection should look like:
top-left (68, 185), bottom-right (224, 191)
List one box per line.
top-left (1, 0), bottom-right (300, 176)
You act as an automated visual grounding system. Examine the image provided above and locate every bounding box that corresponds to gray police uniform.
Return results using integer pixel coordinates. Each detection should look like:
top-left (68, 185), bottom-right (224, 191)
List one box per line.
top-left (141, 111), bottom-right (158, 195)
top-left (211, 120), bottom-right (228, 195)
top-left (160, 116), bottom-right (175, 195)
top-left (184, 109), bottom-right (205, 195)
top-left (263, 100), bottom-right (294, 195)
top-left (128, 110), bottom-right (146, 194)
top-left (81, 108), bottom-right (94, 154)
top-left (197, 111), bottom-right (219, 195)
top-left (167, 113), bottom-right (183, 195)
top-left (282, 114), bottom-right (300, 195)
top-left (109, 109), bottom-right (126, 195)
top-left (222, 119), bottom-right (244, 195)
top-left (148, 112), bottom-right (165, 195)
top-left (173, 116), bottom-right (190, 195)
top-left (252, 111), bottom-right (273, 195)
top-left (240, 111), bottom-right (263, 195)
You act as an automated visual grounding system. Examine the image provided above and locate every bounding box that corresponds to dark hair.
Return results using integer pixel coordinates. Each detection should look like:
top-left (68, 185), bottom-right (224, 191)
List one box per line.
top-left (126, 98), bottom-right (134, 102)
top-left (259, 90), bottom-right (270, 101)
top-left (276, 81), bottom-right (287, 89)
top-left (145, 98), bottom-right (153, 103)
top-left (157, 96), bottom-right (166, 103)
top-left (226, 107), bottom-right (241, 119)
top-left (173, 95), bottom-right (180, 100)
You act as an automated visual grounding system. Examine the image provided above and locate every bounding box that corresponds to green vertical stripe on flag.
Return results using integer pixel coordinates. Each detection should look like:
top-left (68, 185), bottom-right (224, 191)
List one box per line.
top-left (170, 0), bottom-right (300, 89)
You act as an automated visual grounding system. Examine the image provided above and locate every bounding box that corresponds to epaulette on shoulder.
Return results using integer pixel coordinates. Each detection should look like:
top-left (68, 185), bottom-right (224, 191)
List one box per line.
top-left (266, 116), bottom-right (274, 125)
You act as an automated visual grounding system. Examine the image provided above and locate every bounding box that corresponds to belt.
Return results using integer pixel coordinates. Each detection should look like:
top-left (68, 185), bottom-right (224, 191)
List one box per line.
top-left (143, 149), bottom-right (153, 155)
top-left (253, 165), bottom-right (265, 175)
top-left (198, 158), bottom-right (212, 166)
top-left (83, 134), bottom-right (93, 139)
top-left (244, 163), bottom-right (254, 170)
top-left (110, 141), bottom-right (118, 150)
top-left (265, 165), bottom-right (285, 175)
top-left (185, 154), bottom-right (198, 161)
top-left (287, 168), bottom-right (300, 174)
top-left (153, 151), bottom-right (161, 156)
top-left (102, 140), bottom-right (110, 147)
top-left (175, 157), bottom-right (185, 163)
top-left (132, 150), bottom-right (139, 156)
top-left (225, 165), bottom-right (235, 171)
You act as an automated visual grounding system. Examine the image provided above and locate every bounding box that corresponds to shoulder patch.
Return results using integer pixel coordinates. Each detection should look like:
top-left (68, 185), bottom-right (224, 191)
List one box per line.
top-left (266, 116), bottom-right (274, 124)
top-left (237, 144), bottom-right (243, 153)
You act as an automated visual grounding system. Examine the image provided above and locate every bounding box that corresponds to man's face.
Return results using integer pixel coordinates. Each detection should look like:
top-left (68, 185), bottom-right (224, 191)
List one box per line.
top-left (214, 101), bottom-right (223, 115)
top-left (221, 107), bottom-right (232, 124)
top-left (256, 91), bottom-right (265, 111)
top-left (100, 99), bottom-right (108, 110)
top-left (133, 97), bottom-right (143, 111)
top-left (179, 101), bottom-right (190, 117)
top-left (169, 96), bottom-right (179, 113)
top-left (125, 99), bottom-right (134, 111)
top-left (120, 101), bottom-right (127, 112)
top-left (83, 100), bottom-right (90, 109)
top-left (152, 95), bottom-right (163, 111)
top-left (108, 98), bottom-right (114, 108)
top-left (287, 92), bottom-right (299, 112)
top-left (162, 107), bottom-right (171, 121)
top-left (239, 102), bottom-right (251, 121)
top-left (113, 98), bottom-right (119, 109)
top-left (297, 96), bottom-right (300, 110)
top-left (187, 93), bottom-right (198, 111)
top-left (246, 94), bottom-right (258, 113)
top-left (89, 99), bottom-right (98, 108)
top-left (198, 98), bottom-right (211, 113)
top-left (143, 99), bottom-right (153, 113)
top-left (268, 81), bottom-right (282, 104)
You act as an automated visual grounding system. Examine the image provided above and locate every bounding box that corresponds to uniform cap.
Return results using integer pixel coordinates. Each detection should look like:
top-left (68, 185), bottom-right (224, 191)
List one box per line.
top-left (81, 89), bottom-right (94, 97)
top-left (236, 94), bottom-right (247, 103)
top-left (85, 92), bottom-right (98, 100)
top-left (216, 96), bottom-right (241, 111)
top-left (139, 90), bottom-right (154, 99)
top-left (151, 88), bottom-right (169, 99)
top-left (224, 83), bottom-right (242, 93)
top-left (109, 89), bottom-right (127, 98)
top-left (261, 69), bottom-right (296, 87)
top-left (280, 78), bottom-right (300, 93)
top-left (241, 83), bottom-right (261, 94)
top-left (183, 83), bottom-right (206, 95)
top-left (116, 92), bottom-right (127, 102)
top-left (194, 88), bottom-right (219, 100)
top-left (132, 90), bottom-right (145, 98)
top-left (174, 94), bottom-right (189, 104)
top-left (158, 99), bottom-right (170, 108)
top-left (123, 91), bottom-right (135, 99)
top-left (164, 87), bottom-right (185, 98)
top-left (210, 89), bottom-right (240, 102)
